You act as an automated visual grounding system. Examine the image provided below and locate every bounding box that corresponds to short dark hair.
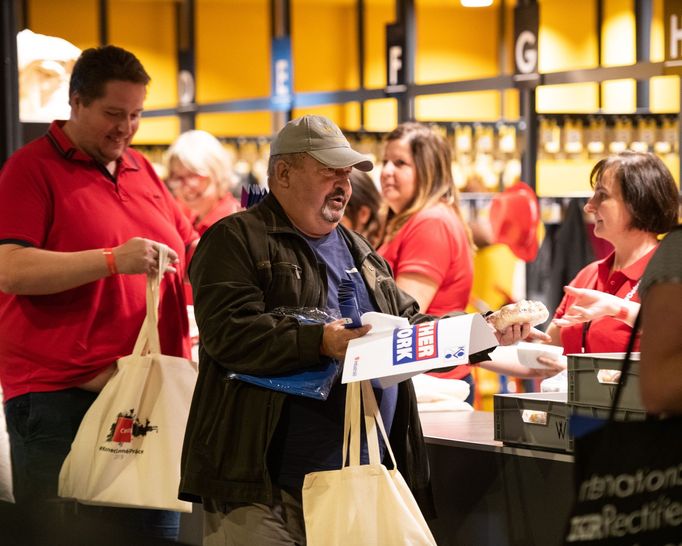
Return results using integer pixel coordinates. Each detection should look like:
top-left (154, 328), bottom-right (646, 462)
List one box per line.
top-left (69, 45), bottom-right (150, 105)
top-left (590, 151), bottom-right (679, 234)
top-left (346, 171), bottom-right (383, 247)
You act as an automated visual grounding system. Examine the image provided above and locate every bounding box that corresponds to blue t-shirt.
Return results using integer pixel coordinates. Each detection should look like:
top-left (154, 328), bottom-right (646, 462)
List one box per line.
top-left (270, 228), bottom-right (399, 489)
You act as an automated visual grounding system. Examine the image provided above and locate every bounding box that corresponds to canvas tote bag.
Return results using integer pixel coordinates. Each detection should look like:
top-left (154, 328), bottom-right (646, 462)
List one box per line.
top-left (302, 380), bottom-right (437, 546)
top-left (59, 245), bottom-right (198, 512)
top-left (564, 312), bottom-right (682, 545)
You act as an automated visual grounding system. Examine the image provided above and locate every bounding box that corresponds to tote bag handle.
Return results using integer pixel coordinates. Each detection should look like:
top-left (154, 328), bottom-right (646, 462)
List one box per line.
top-left (132, 244), bottom-right (171, 357)
top-left (609, 310), bottom-right (642, 421)
top-left (342, 381), bottom-right (398, 470)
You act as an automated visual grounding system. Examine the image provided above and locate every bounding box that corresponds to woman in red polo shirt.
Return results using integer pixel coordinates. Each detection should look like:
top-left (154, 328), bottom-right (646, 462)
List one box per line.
top-left (377, 123), bottom-right (478, 399)
top-left (544, 151), bottom-right (679, 357)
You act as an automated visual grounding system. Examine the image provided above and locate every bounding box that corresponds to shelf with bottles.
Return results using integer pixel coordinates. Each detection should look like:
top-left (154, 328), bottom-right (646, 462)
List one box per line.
top-left (534, 113), bottom-right (680, 196)
top-left (537, 113), bottom-right (678, 161)
top-left (217, 136), bottom-right (271, 188)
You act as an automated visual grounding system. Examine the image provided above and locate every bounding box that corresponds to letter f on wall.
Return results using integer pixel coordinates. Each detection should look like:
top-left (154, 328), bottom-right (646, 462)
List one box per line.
top-left (389, 46), bottom-right (403, 86)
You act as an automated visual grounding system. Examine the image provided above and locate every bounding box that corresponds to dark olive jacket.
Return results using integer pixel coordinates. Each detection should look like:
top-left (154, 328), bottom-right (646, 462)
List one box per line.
top-left (179, 193), bottom-right (435, 516)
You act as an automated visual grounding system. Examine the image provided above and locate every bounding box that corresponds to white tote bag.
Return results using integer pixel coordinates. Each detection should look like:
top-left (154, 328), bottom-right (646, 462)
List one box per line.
top-left (59, 246), bottom-right (197, 512)
top-left (302, 380), bottom-right (437, 546)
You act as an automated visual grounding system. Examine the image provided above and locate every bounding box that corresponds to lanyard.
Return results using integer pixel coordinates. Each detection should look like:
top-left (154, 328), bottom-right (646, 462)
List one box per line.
top-left (580, 279), bottom-right (640, 353)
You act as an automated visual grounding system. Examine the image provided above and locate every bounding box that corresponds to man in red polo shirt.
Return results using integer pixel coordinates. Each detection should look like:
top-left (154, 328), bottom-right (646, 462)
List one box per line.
top-left (0, 45), bottom-right (198, 541)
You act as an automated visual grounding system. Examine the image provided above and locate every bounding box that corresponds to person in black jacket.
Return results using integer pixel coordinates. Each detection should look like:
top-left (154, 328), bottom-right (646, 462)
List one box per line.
top-left (180, 115), bottom-right (531, 546)
top-left (639, 226), bottom-right (682, 415)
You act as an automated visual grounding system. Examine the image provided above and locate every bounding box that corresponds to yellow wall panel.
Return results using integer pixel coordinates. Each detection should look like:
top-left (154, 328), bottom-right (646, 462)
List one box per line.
top-left (602, 0), bottom-right (635, 65)
top-left (196, 0), bottom-right (270, 103)
top-left (197, 111), bottom-right (273, 137)
top-left (503, 88), bottom-right (520, 120)
top-left (650, 76), bottom-right (680, 113)
top-left (536, 0), bottom-right (598, 112)
top-left (292, 103), bottom-right (360, 131)
top-left (134, 116), bottom-right (180, 145)
top-left (108, 1), bottom-right (177, 110)
top-left (341, 102), bottom-right (362, 131)
top-left (536, 158), bottom-right (594, 197)
top-left (364, 1), bottom-right (398, 89)
top-left (292, 2), bottom-right (359, 92)
top-left (599, 0), bottom-right (636, 112)
top-left (364, 98), bottom-right (398, 132)
top-left (650, 1), bottom-right (680, 112)
top-left (536, 83), bottom-right (599, 113)
top-left (22, 0), bottom-right (681, 139)
top-left (415, 91), bottom-right (501, 121)
top-left (539, 0), bottom-right (597, 72)
top-left (601, 79), bottom-right (636, 113)
top-left (27, 0), bottom-right (98, 50)
top-left (651, 0), bottom-right (664, 61)
top-left (416, 5), bottom-right (498, 83)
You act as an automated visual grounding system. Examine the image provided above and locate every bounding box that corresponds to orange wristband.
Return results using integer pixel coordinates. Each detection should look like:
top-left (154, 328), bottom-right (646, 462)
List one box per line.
top-left (103, 248), bottom-right (118, 275)
top-left (614, 305), bottom-right (628, 321)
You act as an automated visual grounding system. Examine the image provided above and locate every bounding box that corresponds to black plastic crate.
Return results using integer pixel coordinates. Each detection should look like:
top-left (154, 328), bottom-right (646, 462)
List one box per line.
top-left (494, 392), bottom-right (570, 453)
top-left (567, 352), bottom-right (643, 411)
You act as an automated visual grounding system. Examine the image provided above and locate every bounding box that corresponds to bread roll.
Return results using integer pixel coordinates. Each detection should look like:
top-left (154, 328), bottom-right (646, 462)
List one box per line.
top-left (488, 300), bottom-right (549, 331)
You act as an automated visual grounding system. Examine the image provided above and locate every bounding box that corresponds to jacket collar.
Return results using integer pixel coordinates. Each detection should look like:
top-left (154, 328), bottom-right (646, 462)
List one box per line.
top-left (257, 192), bottom-right (300, 235)
top-left (257, 192), bottom-right (375, 263)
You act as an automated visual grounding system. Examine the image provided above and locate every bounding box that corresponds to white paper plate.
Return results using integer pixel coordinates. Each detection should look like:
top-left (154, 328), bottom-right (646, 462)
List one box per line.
top-left (516, 342), bottom-right (566, 369)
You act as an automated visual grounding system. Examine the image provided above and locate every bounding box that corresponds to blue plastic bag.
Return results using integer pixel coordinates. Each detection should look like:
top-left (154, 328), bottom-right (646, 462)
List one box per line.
top-left (226, 307), bottom-right (340, 400)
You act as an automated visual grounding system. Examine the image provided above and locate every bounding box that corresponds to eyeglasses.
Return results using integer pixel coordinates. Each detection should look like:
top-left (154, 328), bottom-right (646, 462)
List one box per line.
top-left (166, 173), bottom-right (210, 192)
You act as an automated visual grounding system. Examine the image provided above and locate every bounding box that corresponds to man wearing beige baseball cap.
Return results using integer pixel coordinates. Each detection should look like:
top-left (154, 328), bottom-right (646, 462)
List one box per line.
top-left (181, 115), bottom-right (527, 545)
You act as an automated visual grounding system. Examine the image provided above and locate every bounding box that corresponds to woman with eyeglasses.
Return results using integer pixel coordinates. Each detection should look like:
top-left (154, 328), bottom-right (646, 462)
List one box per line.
top-left (164, 130), bottom-right (242, 236)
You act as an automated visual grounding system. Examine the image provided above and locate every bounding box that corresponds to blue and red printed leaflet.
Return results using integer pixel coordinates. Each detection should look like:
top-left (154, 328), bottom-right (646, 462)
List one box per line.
top-left (342, 312), bottom-right (497, 388)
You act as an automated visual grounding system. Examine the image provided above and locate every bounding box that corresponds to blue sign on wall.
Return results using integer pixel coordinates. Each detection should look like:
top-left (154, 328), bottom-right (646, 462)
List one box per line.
top-left (271, 37), bottom-right (293, 111)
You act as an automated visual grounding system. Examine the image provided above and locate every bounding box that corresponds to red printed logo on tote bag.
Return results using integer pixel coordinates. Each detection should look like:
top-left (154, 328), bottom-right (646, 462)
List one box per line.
top-left (110, 416), bottom-right (133, 443)
top-left (105, 409), bottom-right (157, 445)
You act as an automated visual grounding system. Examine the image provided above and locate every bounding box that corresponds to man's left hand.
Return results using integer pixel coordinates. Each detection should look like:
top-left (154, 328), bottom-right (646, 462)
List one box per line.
top-left (492, 321), bottom-right (531, 345)
top-left (320, 319), bottom-right (372, 360)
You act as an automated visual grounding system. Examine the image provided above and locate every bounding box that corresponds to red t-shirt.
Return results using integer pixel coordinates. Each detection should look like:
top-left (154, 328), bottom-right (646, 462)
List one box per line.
top-left (0, 121), bottom-right (198, 401)
top-left (379, 204), bottom-right (474, 380)
top-left (555, 247), bottom-right (656, 355)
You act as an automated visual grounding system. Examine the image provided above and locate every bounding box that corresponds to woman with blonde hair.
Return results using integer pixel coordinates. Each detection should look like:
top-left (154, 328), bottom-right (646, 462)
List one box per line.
top-left (379, 122), bottom-right (474, 313)
top-left (165, 130), bottom-right (241, 235)
top-left (377, 122), bottom-right (477, 395)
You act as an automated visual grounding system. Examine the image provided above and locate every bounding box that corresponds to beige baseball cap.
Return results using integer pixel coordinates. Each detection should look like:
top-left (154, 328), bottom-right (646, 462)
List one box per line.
top-left (270, 115), bottom-right (373, 172)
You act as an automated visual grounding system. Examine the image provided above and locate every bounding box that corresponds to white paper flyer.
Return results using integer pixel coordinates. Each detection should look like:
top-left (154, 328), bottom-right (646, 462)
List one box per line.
top-left (342, 312), bottom-right (498, 388)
